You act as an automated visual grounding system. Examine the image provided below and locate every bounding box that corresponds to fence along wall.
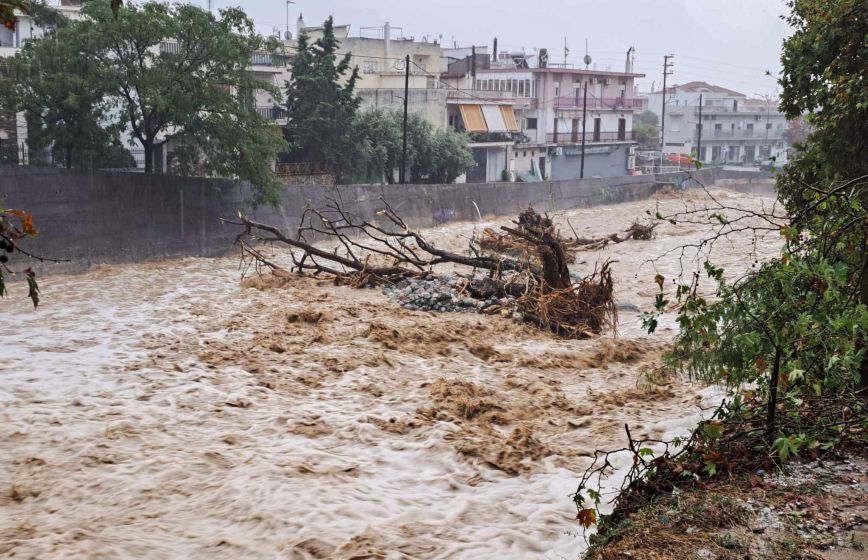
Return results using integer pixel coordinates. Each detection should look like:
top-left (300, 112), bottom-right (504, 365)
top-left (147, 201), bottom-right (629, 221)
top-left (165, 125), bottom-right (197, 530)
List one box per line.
top-left (0, 166), bottom-right (770, 275)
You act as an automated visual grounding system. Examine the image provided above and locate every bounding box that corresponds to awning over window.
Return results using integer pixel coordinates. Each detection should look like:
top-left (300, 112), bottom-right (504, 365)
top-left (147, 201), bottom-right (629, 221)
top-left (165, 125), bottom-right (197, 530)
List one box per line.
top-left (459, 104), bottom-right (487, 133)
top-left (500, 106), bottom-right (519, 132)
top-left (481, 105), bottom-right (508, 132)
top-left (459, 103), bottom-right (519, 133)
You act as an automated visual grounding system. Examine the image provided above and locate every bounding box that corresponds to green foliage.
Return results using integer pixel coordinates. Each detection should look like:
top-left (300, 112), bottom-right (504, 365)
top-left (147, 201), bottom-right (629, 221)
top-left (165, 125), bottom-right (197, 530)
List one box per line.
top-left (2, 0), bottom-right (286, 205)
top-left (643, 0), bottom-right (868, 456)
top-left (635, 110), bottom-right (659, 127)
top-left (0, 0), bottom-right (28, 31)
top-left (632, 121), bottom-right (659, 149)
top-left (1, 24), bottom-right (125, 169)
top-left (352, 109), bottom-right (474, 184)
top-left (0, 207), bottom-right (40, 307)
top-left (282, 16), bottom-right (362, 182)
top-left (777, 0), bottom-right (868, 211)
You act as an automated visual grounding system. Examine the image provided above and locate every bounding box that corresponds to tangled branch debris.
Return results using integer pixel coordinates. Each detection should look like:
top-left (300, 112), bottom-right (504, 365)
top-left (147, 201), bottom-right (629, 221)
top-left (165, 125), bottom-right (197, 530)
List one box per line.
top-left (478, 211), bottom-right (657, 262)
top-left (227, 200), bottom-right (619, 338)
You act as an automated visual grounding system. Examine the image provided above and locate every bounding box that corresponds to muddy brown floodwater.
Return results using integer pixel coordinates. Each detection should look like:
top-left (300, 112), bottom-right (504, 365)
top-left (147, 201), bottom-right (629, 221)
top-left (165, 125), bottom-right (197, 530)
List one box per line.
top-left (0, 187), bottom-right (781, 559)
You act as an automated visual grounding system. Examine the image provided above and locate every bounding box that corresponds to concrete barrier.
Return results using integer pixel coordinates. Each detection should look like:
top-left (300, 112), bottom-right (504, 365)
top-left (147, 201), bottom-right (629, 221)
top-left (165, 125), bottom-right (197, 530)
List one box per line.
top-left (0, 166), bottom-right (770, 275)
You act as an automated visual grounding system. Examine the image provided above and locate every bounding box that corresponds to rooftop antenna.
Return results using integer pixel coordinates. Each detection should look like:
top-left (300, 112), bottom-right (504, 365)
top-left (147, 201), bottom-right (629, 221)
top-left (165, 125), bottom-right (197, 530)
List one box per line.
top-left (563, 37), bottom-right (569, 66)
top-left (583, 39), bottom-right (591, 69)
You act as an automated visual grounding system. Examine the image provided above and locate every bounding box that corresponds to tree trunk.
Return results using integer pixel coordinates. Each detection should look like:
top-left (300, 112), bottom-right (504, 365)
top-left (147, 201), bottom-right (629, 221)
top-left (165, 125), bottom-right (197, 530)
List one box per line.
top-left (143, 141), bottom-right (153, 174)
top-left (766, 348), bottom-right (782, 437)
top-left (65, 146), bottom-right (72, 169)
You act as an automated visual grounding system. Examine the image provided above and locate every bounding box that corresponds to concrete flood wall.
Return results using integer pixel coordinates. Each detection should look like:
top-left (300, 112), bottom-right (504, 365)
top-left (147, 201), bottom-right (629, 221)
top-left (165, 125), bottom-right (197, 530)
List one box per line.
top-left (0, 166), bottom-right (771, 275)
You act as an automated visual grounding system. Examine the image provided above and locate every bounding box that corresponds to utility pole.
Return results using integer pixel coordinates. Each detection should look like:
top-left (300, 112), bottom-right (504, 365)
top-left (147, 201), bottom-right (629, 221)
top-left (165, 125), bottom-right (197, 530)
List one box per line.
top-left (660, 54), bottom-right (674, 171)
top-left (400, 54), bottom-right (410, 184)
top-left (580, 82), bottom-right (588, 178)
top-left (696, 93), bottom-right (703, 164)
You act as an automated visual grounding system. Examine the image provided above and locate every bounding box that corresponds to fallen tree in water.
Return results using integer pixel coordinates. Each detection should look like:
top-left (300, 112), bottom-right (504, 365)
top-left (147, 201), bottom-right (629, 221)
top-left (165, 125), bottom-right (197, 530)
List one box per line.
top-left (227, 199), bottom-right (617, 338)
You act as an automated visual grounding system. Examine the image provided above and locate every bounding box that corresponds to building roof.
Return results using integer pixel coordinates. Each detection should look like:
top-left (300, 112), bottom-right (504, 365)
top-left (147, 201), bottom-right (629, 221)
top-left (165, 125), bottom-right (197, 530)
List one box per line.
top-left (475, 67), bottom-right (644, 78)
top-left (663, 81), bottom-right (744, 96)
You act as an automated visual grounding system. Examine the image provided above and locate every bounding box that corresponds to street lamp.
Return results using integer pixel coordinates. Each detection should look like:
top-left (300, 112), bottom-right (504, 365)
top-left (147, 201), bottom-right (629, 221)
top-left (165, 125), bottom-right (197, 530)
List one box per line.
top-left (754, 92), bottom-right (775, 162)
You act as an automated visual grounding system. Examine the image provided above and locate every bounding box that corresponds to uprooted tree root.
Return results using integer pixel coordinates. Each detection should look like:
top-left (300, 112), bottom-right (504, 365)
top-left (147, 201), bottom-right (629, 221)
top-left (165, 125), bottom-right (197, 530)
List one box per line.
top-left (226, 200), bottom-right (619, 338)
top-left (517, 262), bottom-right (616, 338)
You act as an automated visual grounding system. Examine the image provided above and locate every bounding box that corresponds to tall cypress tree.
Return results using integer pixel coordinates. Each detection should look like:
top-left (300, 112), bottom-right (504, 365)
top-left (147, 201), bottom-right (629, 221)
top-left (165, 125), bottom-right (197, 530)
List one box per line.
top-left (282, 16), bottom-right (363, 180)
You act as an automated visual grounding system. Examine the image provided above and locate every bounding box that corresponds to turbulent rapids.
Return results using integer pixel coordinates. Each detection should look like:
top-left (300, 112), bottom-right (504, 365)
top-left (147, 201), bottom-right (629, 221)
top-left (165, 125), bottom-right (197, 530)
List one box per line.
top-left (0, 187), bottom-right (780, 559)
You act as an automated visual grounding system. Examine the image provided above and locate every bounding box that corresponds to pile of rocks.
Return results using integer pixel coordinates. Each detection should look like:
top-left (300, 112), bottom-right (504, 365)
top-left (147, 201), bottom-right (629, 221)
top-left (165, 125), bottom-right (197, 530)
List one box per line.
top-left (381, 275), bottom-right (518, 314)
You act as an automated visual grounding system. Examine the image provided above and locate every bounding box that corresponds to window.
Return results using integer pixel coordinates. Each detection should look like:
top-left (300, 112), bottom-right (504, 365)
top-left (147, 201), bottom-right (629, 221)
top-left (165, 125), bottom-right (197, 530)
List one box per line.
top-left (362, 60), bottom-right (378, 74)
top-left (518, 80), bottom-right (525, 96)
top-left (671, 121), bottom-right (681, 132)
top-left (554, 82), bottom-right (560, 97)
top-left (766, 122), bottom-right (772, 129)
top-left (526, 118), bottom-right (538, 129)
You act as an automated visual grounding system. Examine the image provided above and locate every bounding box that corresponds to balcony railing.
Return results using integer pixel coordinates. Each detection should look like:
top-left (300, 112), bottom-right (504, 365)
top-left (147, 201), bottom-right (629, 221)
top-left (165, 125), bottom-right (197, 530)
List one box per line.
top-left (706, 129), bottom-right (783, 140)
top-left (545, 131), bottom-right (633, 144)
top-left (159, 41), bottom-right (182, 55)
top-left (553, 97), bottom-right (643, 110)
top-left (255, 106), bottom-right (287, 121)
top-left (250, 52), bottom-right (287, 67)
top-left (160, 43), bottom-right (285, 68)
top-left (692, 105), bottom-right (784, 115)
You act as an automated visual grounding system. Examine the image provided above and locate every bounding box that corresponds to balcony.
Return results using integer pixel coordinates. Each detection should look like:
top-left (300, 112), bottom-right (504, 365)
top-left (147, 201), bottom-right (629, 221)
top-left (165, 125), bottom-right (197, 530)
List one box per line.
top-left (445, 89), bottom-right (538, 109)
top-left (545, 131), bottom-right (633, 144)
top-left (706, 128), bottom-right (783, 140)
top-left (553, 97), bottom-right (642, 110)
top-left (255, 106), bottom-right (287, 122)
top-left (159, 41), bottom-right (182, 55)
top-left (250, 52), bottom-right (287, 67)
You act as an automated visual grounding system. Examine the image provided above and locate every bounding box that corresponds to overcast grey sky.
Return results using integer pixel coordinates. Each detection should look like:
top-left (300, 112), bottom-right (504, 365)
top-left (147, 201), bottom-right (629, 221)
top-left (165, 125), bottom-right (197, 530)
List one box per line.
top-left (211, 0), bottom-right (791, 98)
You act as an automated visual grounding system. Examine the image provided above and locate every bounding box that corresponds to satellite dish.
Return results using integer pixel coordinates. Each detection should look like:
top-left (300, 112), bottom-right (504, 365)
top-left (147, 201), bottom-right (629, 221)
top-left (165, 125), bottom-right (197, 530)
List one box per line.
top-left (583, 54), bottom-right (592, 67)
top-left (284, 30), bottom-right (292, 40)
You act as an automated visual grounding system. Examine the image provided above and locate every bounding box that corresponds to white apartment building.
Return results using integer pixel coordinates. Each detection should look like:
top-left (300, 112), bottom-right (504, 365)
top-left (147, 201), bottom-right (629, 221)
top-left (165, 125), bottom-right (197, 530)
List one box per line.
top-left (645, 81), bottom-right (788, 165)
top-left (248, 17), bottom-right (447, 129)
top-left (441, 49), bottom-right (644, 181)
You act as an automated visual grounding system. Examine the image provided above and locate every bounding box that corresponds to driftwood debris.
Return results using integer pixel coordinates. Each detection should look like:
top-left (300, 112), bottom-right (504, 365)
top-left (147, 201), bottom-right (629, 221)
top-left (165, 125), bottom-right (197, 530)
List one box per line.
top-left (228, 199), bottom-right (617, 338)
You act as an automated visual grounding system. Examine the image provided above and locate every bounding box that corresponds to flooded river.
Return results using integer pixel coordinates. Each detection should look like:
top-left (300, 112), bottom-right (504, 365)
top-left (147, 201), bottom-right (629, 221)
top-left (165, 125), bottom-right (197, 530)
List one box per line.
top-left (0, 187), bottom-right (780, 559)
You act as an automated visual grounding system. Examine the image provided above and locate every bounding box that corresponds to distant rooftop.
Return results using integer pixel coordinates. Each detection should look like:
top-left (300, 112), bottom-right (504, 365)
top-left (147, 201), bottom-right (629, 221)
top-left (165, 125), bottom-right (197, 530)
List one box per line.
top-left (662, 81), bottom-right (745, 97)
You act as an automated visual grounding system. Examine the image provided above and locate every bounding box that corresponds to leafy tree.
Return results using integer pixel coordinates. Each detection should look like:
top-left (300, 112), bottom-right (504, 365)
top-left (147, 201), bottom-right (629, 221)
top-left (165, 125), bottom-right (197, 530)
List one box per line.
top-left (632, 122), bottom-right (659, 149)
top-left (645, 0), bottom-right (867, 454)
top-left (777, 0), bottom-right (868, 209)
top-left (0, 0), bottom-right (28, 31)
top-left (1, 22), bottom-right (124, 168)
top-left (354, 109), bottom-right (474, 184)
top-left (635, 110), bottom-right (659, 127)
top-left (282, 16), bottom-right (362, 182)
top-left (353, 109), bottom-right (400, 183)
top-left (3, 0), bottom-right (287, 204)
top-left (633, 110), bottom-right (660, 148)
